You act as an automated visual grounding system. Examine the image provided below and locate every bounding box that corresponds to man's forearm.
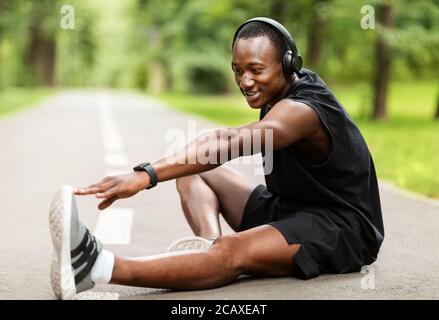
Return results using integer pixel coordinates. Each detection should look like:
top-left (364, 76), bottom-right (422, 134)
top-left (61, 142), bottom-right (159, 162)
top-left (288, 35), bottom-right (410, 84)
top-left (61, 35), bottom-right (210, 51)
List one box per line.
top-left (151, 127), bottom-right (261, 183)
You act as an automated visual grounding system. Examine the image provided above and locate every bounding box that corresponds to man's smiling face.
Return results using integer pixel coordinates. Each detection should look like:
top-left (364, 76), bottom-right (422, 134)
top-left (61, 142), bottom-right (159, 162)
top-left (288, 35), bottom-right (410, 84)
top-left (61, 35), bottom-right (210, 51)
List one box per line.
top-left (232, 36), bottom-right (289, 109)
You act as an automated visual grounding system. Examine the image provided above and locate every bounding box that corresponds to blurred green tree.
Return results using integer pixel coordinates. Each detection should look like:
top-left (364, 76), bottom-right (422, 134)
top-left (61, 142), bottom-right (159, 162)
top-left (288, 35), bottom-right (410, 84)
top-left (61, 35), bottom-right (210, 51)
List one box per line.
top-left (306, 0), bottom-right (330, 70)
top-left (26, 0), bottom-right (59, 86)
top-left (0, 0), bottom-right (18, 89)
top-left (372, 0), bottom-right (439, 119)
top-left (1, 0), bottom-right (437, 101)
top-left (435, 85), bottom-right (439, 120)
top-left (56, 1), bottom-right (97, 87)
top-left (372, 0), bottom-right (395, 120)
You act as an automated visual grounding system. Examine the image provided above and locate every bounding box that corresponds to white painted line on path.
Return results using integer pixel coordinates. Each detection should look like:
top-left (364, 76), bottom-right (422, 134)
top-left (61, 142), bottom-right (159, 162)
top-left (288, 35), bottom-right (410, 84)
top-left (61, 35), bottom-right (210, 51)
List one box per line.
top-left (105, 169), bottom-right (130, 177)
top-left (105, 152), bottom-right (129, 167)
top-left (98, 95), bottom-right (124, 153)
top-left (94, 208), bottom-right (134, 245)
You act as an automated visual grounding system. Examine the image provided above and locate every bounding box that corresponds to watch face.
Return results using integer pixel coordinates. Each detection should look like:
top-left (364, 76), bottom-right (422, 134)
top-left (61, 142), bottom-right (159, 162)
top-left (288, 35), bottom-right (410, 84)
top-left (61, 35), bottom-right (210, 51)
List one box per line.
top-left (134, 162), bottom-right (148, 169)
top-left (134, 162), bottom-right (148, 171)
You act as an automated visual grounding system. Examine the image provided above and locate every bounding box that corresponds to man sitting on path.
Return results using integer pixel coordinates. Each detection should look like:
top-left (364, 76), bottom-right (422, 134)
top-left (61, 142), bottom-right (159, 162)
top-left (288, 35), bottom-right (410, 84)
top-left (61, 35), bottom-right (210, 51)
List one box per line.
top-left (48, 17), bottom-right (384, 299)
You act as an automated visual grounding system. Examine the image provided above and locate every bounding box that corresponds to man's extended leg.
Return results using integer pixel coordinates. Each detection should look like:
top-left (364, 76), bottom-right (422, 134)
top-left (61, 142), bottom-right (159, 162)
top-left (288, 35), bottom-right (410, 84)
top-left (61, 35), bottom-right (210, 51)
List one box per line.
top-left (110, 225), bottom-right (301, 290)
top-left (49, 184), bottom-right (300, 299)
top-left (176, 166), bottom-right (258, 238)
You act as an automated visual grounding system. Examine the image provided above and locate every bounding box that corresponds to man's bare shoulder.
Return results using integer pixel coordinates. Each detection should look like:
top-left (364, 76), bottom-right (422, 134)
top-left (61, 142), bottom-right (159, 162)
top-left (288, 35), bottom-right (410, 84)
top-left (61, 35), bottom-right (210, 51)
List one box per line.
top-left (263, 98), bottom-right (322, 138)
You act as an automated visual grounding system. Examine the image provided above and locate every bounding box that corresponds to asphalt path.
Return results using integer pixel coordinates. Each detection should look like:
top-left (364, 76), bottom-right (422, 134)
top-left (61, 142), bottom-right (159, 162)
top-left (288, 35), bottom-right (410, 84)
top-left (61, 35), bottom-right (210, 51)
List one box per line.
top-left (0, 90), bottom-right (438, 299)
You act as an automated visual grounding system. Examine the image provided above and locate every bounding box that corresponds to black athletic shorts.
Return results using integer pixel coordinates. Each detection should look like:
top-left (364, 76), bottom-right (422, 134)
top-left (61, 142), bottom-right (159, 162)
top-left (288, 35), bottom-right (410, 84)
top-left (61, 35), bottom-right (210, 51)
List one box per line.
top-left (239, 185), bottom-right (379, 280)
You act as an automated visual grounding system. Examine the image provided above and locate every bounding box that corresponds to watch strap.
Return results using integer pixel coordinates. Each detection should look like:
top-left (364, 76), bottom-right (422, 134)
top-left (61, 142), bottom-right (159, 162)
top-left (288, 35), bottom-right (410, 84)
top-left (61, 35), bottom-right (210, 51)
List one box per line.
top-left (133, 162), bottom-right (158, 189)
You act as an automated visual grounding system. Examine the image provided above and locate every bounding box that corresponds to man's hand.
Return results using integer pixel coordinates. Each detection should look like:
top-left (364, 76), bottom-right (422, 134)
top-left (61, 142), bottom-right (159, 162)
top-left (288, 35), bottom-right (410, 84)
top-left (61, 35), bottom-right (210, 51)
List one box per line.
top-left (74, 172), bottom-right (151, 210)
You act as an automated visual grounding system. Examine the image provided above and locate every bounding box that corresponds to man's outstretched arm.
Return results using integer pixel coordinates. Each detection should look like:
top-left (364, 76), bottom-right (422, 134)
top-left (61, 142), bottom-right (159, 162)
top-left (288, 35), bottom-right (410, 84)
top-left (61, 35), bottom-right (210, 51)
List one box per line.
top-left (75, 99), bottom-right (320, 209)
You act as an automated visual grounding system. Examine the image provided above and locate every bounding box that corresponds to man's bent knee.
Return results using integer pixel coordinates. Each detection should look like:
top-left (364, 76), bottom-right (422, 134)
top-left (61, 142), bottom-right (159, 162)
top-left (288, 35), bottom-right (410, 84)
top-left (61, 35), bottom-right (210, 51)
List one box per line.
top-left (176, 175), bottom-right (197, 194)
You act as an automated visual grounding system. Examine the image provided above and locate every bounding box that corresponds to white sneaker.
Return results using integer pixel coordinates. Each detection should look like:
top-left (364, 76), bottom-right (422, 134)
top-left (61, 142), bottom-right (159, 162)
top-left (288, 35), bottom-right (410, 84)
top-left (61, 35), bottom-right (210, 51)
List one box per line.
top-left (48, 185), bottom-right (102, 300)
top-left (167, 236), bottom-right (214, 252)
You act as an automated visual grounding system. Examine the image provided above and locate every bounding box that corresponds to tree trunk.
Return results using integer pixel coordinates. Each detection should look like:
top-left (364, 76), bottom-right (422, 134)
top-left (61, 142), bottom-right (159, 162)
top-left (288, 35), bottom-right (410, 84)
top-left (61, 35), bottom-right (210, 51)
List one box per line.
top-left (27, 24), bottom-right (56, 86)
top-left (434, 85), bottom-right (439, 120)
top-left (269, 0), bottom-right (287, 24)
top-left (0, 1), bottom-right (8, 89)
top-left (306, 0), bottom-right (329, 70)
top-left (147, 26), bottom-right (166, 94)
top-left (149, 61), bottom-right (166, 94)
top-left (0, 43), bottom-right (3, 90)
top-left (372, 1), bottom-right (394, 120)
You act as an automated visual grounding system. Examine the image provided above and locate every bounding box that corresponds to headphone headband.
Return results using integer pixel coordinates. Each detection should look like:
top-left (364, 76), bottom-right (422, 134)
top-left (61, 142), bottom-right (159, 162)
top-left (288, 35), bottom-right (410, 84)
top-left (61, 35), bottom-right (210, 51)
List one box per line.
top-left (232, 17), bottom-right (302, 74)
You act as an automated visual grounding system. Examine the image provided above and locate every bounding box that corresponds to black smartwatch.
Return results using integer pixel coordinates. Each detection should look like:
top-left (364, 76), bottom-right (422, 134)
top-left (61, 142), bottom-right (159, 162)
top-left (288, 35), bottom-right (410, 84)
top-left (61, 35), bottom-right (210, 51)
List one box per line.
top-left (133, 162), bottom-right (158, 189)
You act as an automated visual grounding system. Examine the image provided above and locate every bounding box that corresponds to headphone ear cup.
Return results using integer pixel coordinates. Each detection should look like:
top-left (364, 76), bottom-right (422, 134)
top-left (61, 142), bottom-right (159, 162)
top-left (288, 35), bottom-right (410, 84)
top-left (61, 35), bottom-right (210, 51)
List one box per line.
top-left (294, 54), bottom-right (303, 73)
top-left (282, 50), bottom-right (294, 75)
top-left (288, 53), bottom-right (303, 74)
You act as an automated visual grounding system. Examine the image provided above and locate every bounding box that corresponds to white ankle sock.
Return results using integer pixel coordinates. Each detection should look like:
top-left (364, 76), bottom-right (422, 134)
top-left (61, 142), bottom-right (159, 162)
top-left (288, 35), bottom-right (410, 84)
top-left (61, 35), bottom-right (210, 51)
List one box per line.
top-left (91, 249), bottom-right (115, 284)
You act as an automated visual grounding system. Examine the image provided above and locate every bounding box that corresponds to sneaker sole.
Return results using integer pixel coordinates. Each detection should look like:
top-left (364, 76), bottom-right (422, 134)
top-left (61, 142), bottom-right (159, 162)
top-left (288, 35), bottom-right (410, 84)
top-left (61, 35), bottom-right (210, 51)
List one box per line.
top-left (49, 185), bottom-right (76, 300)
top-left (167, 236), bottom-right (213, 252)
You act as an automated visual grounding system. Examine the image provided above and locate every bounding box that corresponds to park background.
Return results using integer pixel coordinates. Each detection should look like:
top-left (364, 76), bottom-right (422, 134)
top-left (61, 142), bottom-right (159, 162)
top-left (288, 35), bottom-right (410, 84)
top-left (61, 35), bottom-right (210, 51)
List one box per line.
top-left (0, 0), bottom-right (438, 198)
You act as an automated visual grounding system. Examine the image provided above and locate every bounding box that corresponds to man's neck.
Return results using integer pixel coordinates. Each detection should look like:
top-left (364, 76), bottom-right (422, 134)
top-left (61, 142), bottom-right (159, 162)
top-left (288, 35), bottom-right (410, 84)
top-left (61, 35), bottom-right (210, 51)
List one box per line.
top-left (267, 75), bottom-right (298, 109)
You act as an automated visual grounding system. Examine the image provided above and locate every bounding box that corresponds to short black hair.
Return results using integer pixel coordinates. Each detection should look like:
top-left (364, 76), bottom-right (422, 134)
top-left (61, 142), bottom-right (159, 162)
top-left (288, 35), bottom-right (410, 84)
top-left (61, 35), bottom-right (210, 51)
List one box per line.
top-left (234, 21), bottom-right (288, 62)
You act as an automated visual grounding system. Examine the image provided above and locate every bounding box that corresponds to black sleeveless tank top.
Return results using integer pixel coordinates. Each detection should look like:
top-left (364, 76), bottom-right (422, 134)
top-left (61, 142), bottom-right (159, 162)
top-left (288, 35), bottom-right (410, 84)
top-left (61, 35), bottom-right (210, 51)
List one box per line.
top-left (260, 68), bottom-right (384, 249)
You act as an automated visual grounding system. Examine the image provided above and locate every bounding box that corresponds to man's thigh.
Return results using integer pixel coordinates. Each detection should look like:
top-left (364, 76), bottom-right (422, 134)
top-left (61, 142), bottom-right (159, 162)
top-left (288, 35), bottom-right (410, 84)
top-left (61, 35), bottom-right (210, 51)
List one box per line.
top-left (200, 166), bottom-right (258, 231)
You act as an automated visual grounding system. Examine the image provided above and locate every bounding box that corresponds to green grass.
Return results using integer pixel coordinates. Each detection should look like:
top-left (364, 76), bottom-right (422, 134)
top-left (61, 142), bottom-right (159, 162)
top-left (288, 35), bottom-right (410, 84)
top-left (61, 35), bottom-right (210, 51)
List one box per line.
top-left (0, 88), bottom-right (55, 117)
top-left (156, 80), bottom-right (439, 199)
top-left (155, 93), bottom-right (259, 127)
top-left (357, 118), bottom-right (439, 198)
